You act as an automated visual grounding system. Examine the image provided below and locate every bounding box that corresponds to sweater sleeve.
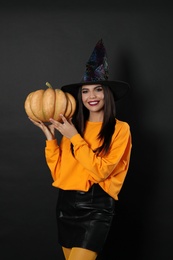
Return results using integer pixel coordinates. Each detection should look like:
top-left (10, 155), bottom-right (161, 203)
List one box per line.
top-left (45, 139), bottom-right (61, 181)
top-left (70, 122), bottom-right (132, 182)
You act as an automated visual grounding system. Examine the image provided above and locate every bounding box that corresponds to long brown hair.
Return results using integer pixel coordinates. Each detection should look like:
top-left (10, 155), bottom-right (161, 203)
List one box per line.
top-left (72, 85), bottom-right (116, 156)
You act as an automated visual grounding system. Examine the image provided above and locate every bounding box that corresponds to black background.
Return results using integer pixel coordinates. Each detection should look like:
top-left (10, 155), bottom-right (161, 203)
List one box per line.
top-left (0, 1), bottom-right (173, 259)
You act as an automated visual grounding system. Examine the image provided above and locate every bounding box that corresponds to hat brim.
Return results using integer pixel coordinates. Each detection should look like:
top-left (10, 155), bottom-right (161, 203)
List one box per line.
top-left (61, 80), bottom-right (130, 101)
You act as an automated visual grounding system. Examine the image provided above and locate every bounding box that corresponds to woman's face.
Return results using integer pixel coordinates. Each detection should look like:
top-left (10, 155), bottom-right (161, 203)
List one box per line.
top-left (81, 84), bottom-right (104, 113)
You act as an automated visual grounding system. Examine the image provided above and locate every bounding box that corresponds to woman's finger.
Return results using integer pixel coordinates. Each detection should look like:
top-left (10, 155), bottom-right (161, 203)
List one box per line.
top-left (68, 117), bottom-right (73, 125)
top-left (59, 114), bottom-right (68, 124)
top-left (29, 117), bottom-right (41, 127)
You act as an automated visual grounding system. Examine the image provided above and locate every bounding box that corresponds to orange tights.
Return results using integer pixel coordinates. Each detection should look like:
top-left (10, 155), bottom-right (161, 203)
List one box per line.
top-left (62, 246), bottom-right (98, 260)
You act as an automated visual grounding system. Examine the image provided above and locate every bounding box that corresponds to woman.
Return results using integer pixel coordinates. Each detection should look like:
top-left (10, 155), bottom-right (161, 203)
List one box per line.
top-left (29, 39), bottom-right (132, 260)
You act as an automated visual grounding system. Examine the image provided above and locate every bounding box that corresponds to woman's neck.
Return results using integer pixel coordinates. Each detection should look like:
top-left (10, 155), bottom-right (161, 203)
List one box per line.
top-left (88, 111), bottom-right (103, 122)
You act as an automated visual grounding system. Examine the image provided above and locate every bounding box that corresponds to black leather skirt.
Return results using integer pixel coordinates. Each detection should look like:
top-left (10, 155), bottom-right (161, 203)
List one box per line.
top-left (56, 184), bottom-right (116, 252)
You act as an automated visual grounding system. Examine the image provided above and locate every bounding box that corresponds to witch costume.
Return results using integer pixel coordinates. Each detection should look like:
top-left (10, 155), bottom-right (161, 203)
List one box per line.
top-left (45, 39), bottom-right (132, 253)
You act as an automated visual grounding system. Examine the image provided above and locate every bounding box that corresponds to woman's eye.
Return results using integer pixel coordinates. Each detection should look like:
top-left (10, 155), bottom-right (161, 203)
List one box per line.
top-left (96, 87), bottom-right (103, 92)
top-left (82, 90), bottom-right (88, 94)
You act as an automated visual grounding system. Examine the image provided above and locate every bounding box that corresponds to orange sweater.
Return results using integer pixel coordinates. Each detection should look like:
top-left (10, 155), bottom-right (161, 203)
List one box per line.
top-left (45, 119), bottom-right (132, 200)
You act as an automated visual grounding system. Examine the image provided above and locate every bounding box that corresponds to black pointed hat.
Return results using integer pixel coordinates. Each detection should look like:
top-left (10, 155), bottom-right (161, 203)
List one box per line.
top-left (61, 39), bottom-right (130, 101)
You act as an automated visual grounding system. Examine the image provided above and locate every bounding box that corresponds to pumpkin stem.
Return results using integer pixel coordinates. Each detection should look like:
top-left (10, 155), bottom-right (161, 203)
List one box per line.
top-left (46, 82), bottom-right (53, 88)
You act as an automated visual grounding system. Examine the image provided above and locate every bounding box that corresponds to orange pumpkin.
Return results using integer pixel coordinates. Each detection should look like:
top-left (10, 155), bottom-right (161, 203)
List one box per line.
top-left (24, 82), bottom-right (76, 122)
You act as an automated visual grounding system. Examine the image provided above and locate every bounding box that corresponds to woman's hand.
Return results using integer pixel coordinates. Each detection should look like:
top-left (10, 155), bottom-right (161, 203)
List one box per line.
top-left (49, 114), bottom-right (78, 139)
top-left (28, 118), bottom-right (55, 140)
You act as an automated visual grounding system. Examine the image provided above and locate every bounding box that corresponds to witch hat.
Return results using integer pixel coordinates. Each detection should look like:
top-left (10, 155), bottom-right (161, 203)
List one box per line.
top-left (61, 39), bottom-right (130, 101)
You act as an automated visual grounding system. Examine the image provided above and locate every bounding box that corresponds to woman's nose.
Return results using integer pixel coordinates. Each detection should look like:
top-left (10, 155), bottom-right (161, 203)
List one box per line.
top-left (89, 91), bottom-right (96, 98)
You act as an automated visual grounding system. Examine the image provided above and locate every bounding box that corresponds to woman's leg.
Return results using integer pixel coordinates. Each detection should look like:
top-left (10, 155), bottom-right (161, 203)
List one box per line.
top-left (62, 247), bottom-right (71, 260)
top-left (68, 247), bottom-right (98, 260)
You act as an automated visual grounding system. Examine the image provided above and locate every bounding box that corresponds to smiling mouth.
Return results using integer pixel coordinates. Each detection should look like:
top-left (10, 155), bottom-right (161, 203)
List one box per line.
top-left (88, 101), bottom-right (99, 106)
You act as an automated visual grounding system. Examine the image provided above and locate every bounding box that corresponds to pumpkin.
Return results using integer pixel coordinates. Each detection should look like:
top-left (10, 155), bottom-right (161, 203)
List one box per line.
top-left (24, 82), bottom-right (76, 122)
